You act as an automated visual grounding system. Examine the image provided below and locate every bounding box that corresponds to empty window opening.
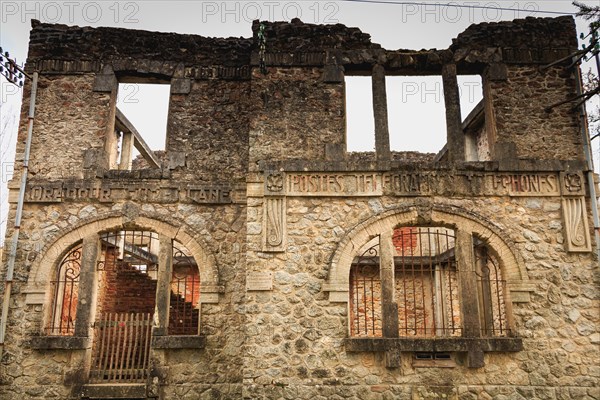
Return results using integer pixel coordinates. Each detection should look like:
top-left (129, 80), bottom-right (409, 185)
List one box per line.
top-left (92, 230), bottom-right (159, 383)
top-left (458, 75), bottom-right (483, 118)
top-left (349, 237), bottom-right (382, 337)
top-left (345, 76), bottom-right (375, 152)
top-left (114, 83), bottom-right (171, 170)
top-left (349, 228), bottom-right (461, 338)
top-left (349, 227), bottom-right (512, 339)
top-left (387, 76), bottom-right (446, 154)
top-left (458, 75), bottom-right (486, 161)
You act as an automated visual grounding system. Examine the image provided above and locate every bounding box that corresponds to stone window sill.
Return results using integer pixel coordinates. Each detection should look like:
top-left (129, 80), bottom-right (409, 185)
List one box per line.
top-left (29, 336), bottom-right (91, 350)
top-left (345, 337), bottom-right (523, 353)
top-left (151, 335), bottom-right (206, 349)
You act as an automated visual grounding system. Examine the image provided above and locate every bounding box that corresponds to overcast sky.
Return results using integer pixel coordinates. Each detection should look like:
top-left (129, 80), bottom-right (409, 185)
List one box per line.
top-left (1, 0), bottom-right (599, 244)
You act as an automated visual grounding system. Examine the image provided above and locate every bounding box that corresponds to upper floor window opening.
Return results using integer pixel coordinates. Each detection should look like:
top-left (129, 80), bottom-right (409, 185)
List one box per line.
top-left (110, 81), bottom-right (171, 171)
top-left (345, 75), bottom-right (375, 152)
top-left (344, 71), bottom-right (484, 161)
top-left (387, 76), bottom-right (447, 154)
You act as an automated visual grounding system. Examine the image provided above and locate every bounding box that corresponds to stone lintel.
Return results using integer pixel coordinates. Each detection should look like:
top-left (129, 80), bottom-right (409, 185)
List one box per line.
top-left (29, 336), bottom-right (91, 350)
top-left (151, 335), bottom-right (206, 349)
top-left (344, 337), bottom-right (523, 353)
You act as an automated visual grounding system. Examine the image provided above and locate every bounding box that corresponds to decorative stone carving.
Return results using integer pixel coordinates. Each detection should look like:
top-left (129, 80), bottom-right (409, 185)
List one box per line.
top-left (263, 197), bottom-right (286, 252)
top-left (560, 171), bottom-right (585, 196)
top-left (562, 196), bottom-right (592, 252)
top-left (265, 172), bottom-right (284, 193)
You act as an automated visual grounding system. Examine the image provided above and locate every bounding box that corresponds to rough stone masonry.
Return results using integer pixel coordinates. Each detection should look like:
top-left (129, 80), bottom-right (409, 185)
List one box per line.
top-left (0, 15), bottom-right (598, 400)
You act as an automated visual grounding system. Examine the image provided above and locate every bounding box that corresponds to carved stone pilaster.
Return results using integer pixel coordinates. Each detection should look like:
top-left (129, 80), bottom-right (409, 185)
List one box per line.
top-left (562, 196), bottom-right (592, 252)
top-left (263, 197), bottom-right (286, 252)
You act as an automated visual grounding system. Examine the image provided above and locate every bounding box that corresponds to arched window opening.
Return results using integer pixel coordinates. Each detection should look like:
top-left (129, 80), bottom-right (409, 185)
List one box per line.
top-left (47, 243), bottom-right (82, 335)
top-left (349, 240), bottom-right (382, 337)
top-left (36, 223), bottom-right (211, 379)
top-left (474, 240), bottom-right (510, 337)
top-left (393, 227), bottom-right (460, 337)
top-left (348, 226), bottom-right (515, 340)
top-left (169, 243), bottom-right (200, 335)
top-left (342, 215), bottom-right (523, 366)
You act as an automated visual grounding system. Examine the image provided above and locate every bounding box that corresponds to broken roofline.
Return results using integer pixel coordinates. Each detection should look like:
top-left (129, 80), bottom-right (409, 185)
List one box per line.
top-left (26, 16), bottom-right (577, 75)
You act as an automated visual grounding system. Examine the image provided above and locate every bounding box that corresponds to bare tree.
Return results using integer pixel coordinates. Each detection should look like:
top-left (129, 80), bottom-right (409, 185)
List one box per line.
top-left (573, 2), bottom-right (600, 144)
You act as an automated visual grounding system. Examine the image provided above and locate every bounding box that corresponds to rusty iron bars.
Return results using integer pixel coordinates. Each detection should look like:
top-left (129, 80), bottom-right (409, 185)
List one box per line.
top-left (47, 244), bottom-right (82, 335)
top-left (349, 240), bottom-right (382, 337)
top-left (474, 243), bottom-right (510, 336)
top-left (349, 228), bottom-right (462, 338)
top-left (349, 227), bottom-right (512, 339)
top-left (89, 312), bottom-right (152, 383)
top-left (394, 227), bottom-right (461, 337)
top-left (169, 243), bottom-right (200, 335)
top-left (98, 230), bottom-right (159, 275)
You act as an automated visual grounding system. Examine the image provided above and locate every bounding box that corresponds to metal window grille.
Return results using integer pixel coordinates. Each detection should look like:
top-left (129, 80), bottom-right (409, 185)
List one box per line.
top-left (47, 244), bottom-right (82, 335)
top-left (394, 227), bottom-right (461, 337)
top-left (475, 242), bottom-right (510, 337)
top-left (89, 312), bottom-right (153, 383)
top-left (98, 230), bottom-right (159, 277)
top-left (349, 242), bottom-right (382, 337)
top-left (169, 243), bottom-right (201, 335)
top-left (349, 227), bottom-right (462, 338)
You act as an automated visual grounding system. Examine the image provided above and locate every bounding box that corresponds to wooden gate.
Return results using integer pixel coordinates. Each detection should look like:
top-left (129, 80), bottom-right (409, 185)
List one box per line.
top-left (90, 312), bottom-right (152, 383)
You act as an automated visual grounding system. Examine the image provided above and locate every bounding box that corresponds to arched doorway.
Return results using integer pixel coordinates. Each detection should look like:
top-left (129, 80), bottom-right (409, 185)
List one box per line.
top-left (85, 230), bottom-right (201, 383)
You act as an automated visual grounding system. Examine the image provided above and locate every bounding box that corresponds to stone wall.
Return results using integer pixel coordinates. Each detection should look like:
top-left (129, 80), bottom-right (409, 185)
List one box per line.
top-left (13, 74), bottom-right (109, 181)
top-left (489, 65), bottom-right (582, 161)
top-left (0, 15), bottom-right (598, 400)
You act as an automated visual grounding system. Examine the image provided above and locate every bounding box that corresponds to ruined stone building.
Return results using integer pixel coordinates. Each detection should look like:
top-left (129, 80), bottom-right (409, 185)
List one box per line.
top-left (0, 15), bottom-right (598, 400)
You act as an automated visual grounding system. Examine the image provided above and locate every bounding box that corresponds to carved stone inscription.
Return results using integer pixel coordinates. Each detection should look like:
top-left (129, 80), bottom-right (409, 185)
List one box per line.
top-left (271, 172), bottom-right (563, 197)
top-left (491, 174), bottom-right (559, 196)
top-left (22, 183), bottom-right (235, 204)
top-left (287, 173), bottom-right (380, 196)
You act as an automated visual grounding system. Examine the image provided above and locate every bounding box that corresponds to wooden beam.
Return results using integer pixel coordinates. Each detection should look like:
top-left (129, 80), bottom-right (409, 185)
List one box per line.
top-left (115, 108), bottom-right (161, 169)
